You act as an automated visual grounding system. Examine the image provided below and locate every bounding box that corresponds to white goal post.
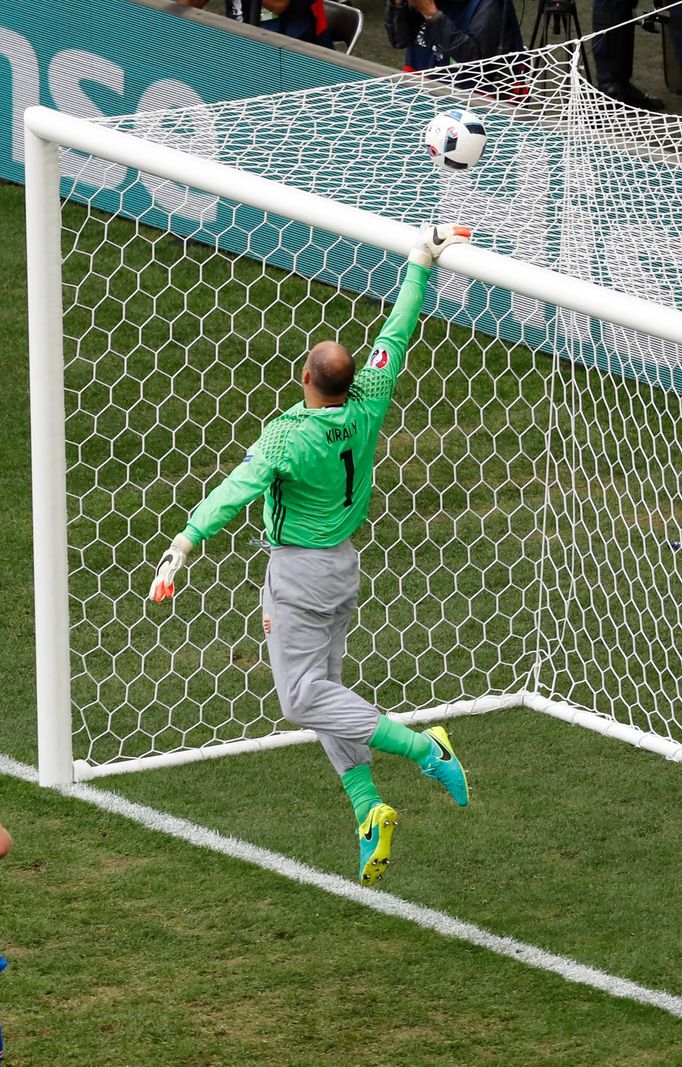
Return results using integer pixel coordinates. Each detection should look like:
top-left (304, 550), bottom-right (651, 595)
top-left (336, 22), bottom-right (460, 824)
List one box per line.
top-left (24, 59), bottom-right (682, 785)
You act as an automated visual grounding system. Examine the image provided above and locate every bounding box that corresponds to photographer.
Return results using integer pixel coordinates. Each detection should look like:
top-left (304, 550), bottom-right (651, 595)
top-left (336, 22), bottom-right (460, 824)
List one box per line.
top-left (385, 0), bottom-right (522, 72)
top-left (592, 0), bottom-right (664, 109)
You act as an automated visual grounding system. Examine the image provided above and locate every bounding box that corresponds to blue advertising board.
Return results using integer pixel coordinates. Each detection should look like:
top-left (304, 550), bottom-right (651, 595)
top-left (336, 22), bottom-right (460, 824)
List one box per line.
top-left (0, 0), bottom-right (378, 186)
top-left (4, 0), bottom-right (681, 389)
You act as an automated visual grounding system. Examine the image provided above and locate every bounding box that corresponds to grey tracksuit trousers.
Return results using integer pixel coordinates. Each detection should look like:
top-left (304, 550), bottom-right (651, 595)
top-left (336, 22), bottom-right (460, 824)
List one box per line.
top-left (262, 540), bottom-right (380, 776)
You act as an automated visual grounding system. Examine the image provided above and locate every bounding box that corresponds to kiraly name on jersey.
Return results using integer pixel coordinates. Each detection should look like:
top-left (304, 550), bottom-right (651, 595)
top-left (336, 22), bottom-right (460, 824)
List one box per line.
top-left (325, 419), bottom-right (357, 445)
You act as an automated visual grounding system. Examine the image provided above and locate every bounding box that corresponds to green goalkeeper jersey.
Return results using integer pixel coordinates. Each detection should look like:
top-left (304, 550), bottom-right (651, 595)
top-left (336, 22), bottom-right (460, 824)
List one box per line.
top-left (181, 262), bottom-right (430, 550)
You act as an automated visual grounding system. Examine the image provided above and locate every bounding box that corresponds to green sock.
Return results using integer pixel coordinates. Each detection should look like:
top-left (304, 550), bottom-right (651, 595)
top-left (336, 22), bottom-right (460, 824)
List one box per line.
top-left (340, 764), bottom-right (382, 825)
top-left (369, 715), bottom-right (431, 765)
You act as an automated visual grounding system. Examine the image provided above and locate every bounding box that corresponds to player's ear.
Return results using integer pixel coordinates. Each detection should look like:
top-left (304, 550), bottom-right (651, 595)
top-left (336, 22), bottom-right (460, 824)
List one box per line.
top-left (301, 363), bottom-right (312, 386)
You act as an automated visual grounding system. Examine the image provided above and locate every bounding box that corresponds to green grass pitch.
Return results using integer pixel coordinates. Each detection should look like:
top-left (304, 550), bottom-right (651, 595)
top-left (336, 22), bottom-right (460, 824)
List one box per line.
top-left (2, 180), bottom-right (682, 1065)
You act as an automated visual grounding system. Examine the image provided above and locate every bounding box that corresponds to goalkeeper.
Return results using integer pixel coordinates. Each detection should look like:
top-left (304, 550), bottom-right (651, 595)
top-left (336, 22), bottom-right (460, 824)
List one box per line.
top-left (150, 224), bottom-right (471, 886)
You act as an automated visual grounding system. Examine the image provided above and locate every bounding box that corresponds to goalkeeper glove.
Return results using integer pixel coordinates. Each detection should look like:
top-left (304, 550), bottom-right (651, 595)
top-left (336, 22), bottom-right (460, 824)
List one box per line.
top-left (148, 534), bottom-right (193, 602)
top-left (409, 222), bottom-right (471, 269)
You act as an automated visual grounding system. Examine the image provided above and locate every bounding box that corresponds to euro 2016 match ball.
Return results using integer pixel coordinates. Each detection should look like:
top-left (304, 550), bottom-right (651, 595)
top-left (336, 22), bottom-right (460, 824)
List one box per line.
top-left (424, 109), bottom-right (487, 173)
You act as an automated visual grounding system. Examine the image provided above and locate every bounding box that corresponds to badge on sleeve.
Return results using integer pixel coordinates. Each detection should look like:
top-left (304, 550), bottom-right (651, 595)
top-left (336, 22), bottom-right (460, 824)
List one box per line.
top-left (368, 348), bottom-right (390, 369)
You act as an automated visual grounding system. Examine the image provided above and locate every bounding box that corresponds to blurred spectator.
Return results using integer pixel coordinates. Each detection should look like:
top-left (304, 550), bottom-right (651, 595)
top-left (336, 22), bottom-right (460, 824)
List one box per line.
top-left (0, 825), bottom-right (12, 859)
top-left (179, 0), bottom-right (334, 48)
top-left (592, 0), bottom-right (665, 109)
top-left (385, 0), bottom-right (523, 73)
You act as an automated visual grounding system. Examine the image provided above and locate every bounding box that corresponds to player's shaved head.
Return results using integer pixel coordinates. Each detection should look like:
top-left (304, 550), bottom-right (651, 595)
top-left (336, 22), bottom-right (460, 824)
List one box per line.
top-left (306, 341), bottom-right (355, 399)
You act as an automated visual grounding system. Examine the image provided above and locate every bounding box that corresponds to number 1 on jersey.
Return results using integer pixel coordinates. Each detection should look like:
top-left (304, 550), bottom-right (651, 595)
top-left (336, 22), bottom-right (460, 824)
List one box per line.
top-left (340, 449), bottom-right (355, 507)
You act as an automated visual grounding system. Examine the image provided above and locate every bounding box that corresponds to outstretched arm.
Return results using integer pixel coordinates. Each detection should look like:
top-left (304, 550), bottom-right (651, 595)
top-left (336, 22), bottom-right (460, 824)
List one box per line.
top-left (353, 223), bottom-right (470, 406)
top-left (181, 448), bottom-right (278, 547)
top-left (149, 439), bottom-right (279, 602)
top-left (358, 261), bottom-right (431, 394)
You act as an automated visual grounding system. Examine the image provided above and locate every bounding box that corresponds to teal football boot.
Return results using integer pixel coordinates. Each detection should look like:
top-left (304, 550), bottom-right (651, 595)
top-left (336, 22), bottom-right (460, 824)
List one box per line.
top-left (420, 726), bottom-right (469, 806)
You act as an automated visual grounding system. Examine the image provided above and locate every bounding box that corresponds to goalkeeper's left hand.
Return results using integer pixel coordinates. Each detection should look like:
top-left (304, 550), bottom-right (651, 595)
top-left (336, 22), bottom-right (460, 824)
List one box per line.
top-left (148, 534), bottom-right (193, 602)
top-left (409, 222), bottom-right (471, 269)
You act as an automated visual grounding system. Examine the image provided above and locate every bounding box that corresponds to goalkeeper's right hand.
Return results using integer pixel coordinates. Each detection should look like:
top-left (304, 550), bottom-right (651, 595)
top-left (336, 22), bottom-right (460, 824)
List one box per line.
top-left (148, 534), bottom-right (193, 602)
top-left (409, 223), bottom-right (471, 269)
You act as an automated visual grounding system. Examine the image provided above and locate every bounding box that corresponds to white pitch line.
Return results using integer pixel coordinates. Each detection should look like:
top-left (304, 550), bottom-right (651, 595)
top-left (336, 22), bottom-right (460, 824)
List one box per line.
top-left (3, 753), bottom-right (682, 1019)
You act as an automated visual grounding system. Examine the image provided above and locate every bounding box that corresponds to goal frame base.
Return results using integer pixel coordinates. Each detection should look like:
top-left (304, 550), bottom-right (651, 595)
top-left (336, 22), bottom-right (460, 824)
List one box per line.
top-left (71, 691), bottom-right (682, 783)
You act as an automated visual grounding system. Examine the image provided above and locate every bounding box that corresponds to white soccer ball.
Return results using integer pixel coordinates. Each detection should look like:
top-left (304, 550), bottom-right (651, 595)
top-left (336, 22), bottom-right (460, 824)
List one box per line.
top-left (424, 109), bottom-right (487, 173)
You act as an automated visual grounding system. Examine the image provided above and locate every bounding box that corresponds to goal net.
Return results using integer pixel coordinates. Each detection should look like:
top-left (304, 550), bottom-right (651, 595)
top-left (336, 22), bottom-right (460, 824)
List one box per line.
top-left (24, 41), bottom-right (682, 784)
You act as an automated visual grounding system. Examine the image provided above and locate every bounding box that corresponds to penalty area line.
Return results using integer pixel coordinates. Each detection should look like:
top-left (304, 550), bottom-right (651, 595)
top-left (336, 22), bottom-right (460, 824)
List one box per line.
top-left (2, 753), bottom-right (682, 1020)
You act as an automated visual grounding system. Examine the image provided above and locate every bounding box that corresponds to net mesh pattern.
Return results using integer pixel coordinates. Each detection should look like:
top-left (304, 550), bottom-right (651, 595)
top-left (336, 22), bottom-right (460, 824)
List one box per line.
top-left (55, 42), bottom-right (682, 767)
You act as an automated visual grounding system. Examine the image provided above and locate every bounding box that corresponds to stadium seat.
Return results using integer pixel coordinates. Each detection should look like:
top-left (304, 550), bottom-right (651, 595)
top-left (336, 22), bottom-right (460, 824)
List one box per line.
top-left (323, 0), bottom-right (363, 53)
